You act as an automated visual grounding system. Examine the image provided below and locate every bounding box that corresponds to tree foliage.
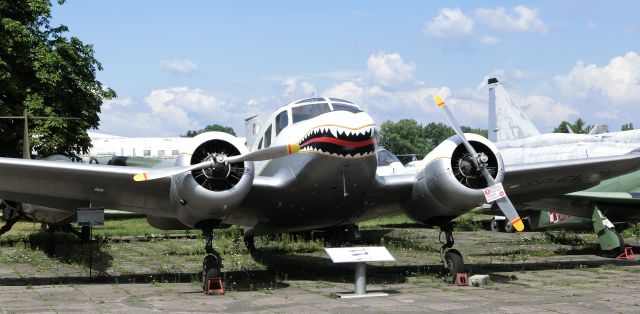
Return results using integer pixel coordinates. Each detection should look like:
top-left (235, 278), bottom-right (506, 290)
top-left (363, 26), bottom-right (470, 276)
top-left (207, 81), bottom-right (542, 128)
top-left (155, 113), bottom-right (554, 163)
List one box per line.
top-left (0, 0), bottom-right (115, 159)
top-left (379, 119), bottom-right (487, 157)
top-left (621, 123), bottom-right (634, 131)
top-left (182, 124), bottom-right (236, 137)
top-left (553, 118), bottom-right (590, 134)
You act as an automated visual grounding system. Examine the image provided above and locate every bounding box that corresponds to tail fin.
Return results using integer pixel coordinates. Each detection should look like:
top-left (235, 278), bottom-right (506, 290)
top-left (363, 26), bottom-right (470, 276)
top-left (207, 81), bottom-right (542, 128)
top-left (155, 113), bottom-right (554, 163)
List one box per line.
top-left (244, 115), bottom-right (261, 148)
top-left (488, 78), bottom-right (540, 142)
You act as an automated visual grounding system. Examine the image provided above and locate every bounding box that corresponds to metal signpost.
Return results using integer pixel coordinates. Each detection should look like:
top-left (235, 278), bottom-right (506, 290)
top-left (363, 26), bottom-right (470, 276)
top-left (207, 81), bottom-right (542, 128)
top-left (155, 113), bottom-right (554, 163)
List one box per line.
top-left (324, 246), bottom-right (395, 298)
top-left (77, 208), bottom-right (104, 282)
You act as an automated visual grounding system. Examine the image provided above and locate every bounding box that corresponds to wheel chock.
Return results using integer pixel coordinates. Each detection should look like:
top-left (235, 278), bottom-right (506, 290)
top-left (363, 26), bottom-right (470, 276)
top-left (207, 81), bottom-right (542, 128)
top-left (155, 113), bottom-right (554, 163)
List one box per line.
top-left (454, 273), bottom-right (468, 286)
top-left (204, 277), bottom-right (225, 295)
top-left (615, 246), bottom-right (636, 260)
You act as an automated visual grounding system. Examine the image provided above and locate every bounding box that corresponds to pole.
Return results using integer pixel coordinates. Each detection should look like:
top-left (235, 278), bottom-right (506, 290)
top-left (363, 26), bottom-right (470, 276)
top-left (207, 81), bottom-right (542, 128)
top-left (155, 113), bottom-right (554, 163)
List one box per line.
top-left (89, 225), bottom-right (92, 282)
top-left (354, 262), bottom-right (366, 295)
top-left (22, 109), bottom-right (30, 159)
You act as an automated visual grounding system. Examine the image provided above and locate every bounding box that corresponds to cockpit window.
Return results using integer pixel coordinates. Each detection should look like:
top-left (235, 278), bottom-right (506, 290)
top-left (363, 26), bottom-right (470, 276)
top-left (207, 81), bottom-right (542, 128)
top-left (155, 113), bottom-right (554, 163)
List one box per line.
top-left (329, 98), bottom-right (353, 104)
top-left (377, 149), bottom-right (401, 166)
top-left (291, 103), bottom-right (331, 123)
top-left (295, 98), bottom-right (325, 104)
top-left (332, 103), bottom-right (362, 113)
top-left (275, 110), bottom-right (288, 135)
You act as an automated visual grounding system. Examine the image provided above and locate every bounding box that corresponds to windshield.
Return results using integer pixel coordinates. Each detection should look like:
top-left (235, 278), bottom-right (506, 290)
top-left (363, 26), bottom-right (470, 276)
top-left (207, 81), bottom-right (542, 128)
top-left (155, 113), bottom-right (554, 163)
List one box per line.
top-left (332, 103), bottom-right (362, 113)
top-left (291, 103), bottom-right (331, 123)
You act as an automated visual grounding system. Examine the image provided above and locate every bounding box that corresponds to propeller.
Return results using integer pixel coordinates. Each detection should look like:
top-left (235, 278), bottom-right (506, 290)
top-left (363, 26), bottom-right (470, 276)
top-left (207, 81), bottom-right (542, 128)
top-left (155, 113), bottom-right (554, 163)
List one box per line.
top-left (133, 143), bottom-right (300, 182)
top-left (434, 95), bottom-right (524, 232)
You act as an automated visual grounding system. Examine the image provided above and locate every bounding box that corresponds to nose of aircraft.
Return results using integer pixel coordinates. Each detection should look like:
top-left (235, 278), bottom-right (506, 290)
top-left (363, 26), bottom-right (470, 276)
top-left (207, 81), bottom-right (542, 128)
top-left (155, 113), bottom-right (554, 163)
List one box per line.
top-left (298, 110), bottom-right (377, 158)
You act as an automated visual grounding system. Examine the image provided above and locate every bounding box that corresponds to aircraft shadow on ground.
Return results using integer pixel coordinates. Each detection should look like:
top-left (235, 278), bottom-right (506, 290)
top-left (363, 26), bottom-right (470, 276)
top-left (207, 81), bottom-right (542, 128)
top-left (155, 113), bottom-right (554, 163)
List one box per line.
top-left (3, 233), bottom-right (639, 289)
top-left (24, 232), bottom-right (113, 275)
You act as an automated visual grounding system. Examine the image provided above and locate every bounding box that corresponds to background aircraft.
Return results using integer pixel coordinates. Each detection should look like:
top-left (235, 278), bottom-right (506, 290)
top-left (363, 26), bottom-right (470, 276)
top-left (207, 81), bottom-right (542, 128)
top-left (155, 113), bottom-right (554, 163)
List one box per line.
top-left (2, 96), bottom-right (640, 286)
top-left (488, 78), bottom-right (640, 254)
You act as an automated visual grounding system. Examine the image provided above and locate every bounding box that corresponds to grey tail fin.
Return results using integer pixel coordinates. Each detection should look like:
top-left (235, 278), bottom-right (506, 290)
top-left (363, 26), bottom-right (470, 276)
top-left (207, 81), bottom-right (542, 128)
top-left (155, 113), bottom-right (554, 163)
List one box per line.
top-left (488, 78), bottom-right (540, 142)
top-left (244, 115), bottom-right (261, 148)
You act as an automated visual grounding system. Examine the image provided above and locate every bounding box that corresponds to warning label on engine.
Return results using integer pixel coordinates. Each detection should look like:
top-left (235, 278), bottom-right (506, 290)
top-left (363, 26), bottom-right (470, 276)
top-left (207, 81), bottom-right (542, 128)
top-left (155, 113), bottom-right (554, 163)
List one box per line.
top-left (483, 183), bottom-right (506, 203)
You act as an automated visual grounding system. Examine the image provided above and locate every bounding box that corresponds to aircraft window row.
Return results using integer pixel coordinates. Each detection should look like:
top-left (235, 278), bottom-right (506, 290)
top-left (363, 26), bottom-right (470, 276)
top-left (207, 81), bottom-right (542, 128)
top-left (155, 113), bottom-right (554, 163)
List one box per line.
top-left (331, 103), bottom-right (362, 113)
top-left (295, 97), bottom-right (325, 104)
top-left (275, 110), bottom-right (288, 136)
top-left (291, 102), bottom-right (331, 123)
top-left (264, 124), bottom-right (273, 148)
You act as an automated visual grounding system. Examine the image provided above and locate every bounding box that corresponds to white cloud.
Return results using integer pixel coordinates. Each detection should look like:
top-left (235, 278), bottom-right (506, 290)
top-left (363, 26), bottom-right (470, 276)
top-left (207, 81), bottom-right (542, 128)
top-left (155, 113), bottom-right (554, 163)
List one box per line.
top-left (367, 52), bottom-right (415, 86)
top-left (475, 5), bottom-right (548, 33)
top-left (159, 58), bottom-right (198, 75)
top-left (99, 87), bottom-right (255, 137)
top-left (511, 94), bottom-right (579, 128)
top-left (424, 8), bottom-right (474, 38)
top-left (594, 110), bottom-right (620, 120)
top-left (101, 97), bottom-right (134, 110)
top-left (281, 77), bottom-right (317, 98)
top-left (479, 35), bottom-right (500, 45)
top-left (554, 51), bottom-right (640, 102)
top-left (325, 81), bottom-right (365, 104)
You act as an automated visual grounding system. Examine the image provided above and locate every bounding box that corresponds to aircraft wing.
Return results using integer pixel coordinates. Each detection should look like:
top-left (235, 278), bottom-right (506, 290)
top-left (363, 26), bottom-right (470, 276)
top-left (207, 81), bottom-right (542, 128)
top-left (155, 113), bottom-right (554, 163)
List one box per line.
top-left (503, 153), bottom-right (640, 204)
top-left (0, 157), bottom-right (174, 215)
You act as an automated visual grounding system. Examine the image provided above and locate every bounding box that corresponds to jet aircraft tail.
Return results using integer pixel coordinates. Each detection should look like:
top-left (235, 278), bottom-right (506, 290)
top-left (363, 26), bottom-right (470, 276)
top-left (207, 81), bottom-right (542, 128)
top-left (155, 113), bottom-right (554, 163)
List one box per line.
top-left (488, 78), bottom-right (541, 142)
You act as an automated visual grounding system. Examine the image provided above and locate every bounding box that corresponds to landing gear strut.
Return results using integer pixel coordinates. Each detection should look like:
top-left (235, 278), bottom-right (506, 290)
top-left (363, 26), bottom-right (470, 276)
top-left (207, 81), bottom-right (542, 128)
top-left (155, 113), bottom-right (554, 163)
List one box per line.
top-left (439, 223), bottom-right (465, 278)
top-left (200, 221), bottom-right (223, 290)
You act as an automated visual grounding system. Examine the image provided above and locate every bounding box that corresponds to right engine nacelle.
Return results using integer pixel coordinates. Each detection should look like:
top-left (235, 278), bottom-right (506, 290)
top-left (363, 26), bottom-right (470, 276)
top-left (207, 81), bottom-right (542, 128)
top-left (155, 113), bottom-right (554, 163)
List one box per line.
top-left (170, 132), bottom-right (255, 228)
top-left (405, 133), bottom-right (505, 225)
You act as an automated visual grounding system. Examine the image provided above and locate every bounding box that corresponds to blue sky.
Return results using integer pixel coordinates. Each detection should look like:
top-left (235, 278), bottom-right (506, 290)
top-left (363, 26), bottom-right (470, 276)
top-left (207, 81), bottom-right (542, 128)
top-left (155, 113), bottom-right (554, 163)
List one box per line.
top-left (51, 1), bottom-right (640, 137)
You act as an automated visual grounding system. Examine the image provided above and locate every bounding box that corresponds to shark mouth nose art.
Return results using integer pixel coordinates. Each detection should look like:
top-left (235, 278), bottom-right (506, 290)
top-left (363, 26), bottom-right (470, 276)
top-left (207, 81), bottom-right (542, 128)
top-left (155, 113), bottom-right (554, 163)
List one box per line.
top-left (298, 125), bottom-right (377, 158)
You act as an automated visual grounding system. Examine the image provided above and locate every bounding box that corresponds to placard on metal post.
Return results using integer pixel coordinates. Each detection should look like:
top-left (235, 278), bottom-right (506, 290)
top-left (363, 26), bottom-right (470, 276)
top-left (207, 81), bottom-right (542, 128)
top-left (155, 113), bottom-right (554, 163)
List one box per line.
top-left (77, 207), bottom-right (104, 282)
top-left (324, 246), bottom-right (395, 299)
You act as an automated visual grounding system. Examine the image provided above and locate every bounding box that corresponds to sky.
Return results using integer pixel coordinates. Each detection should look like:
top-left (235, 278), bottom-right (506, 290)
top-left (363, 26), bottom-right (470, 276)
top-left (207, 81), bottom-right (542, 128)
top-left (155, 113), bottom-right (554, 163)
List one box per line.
top-left (50, 1), bottom-right (640, 137)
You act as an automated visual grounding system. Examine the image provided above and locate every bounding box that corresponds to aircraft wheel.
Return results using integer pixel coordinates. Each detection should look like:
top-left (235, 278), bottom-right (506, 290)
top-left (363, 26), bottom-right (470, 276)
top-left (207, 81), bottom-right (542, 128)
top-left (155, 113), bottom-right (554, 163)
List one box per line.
top-left (202, 253), bottom-right (221, 290)
top-left (490, 219), bottom-right (504, 232)
top-left (504, 222), bottom-right (516, 233)
top-left (444, 249), bottom-right (465, 278)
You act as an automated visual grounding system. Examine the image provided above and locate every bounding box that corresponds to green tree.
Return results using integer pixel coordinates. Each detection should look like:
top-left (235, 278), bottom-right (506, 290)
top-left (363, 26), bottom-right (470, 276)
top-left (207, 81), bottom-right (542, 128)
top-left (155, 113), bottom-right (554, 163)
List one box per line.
top-left (621, 123), bottom-right (634, 131)
top-left (0, 0), bottom-right (115, 159)
top-left (553, 118), bottom-right (590, 134)
top-left (379, 119), bottom-right (429, 157)
top-left (182, 124), bottom-right (236, 137)
top-left (379, 119), bottom-right (488, 157)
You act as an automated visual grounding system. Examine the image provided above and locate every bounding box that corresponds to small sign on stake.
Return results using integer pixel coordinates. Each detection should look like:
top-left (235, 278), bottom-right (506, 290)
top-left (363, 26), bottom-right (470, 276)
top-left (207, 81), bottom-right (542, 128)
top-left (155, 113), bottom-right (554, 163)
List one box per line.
top-left (483, 183), bottom-right (506, 203)
top-left (77, 208), bottom-right (104, 226)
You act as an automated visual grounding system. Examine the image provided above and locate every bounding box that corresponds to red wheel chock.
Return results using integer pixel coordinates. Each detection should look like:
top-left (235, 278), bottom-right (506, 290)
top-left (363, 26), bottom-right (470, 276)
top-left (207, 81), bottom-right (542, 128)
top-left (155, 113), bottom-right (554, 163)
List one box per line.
top-left (454, 273), bottom-right (468, 286)
top-left (204, 277), bottom-right (225, 295)
top-left (615, 246), bottom-right (636, 260)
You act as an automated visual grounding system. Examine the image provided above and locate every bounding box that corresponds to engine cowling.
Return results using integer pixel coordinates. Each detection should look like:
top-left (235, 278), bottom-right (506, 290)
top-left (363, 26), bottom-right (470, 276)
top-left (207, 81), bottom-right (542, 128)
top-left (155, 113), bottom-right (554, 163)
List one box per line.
top-left (405, 133), bottom-right (504, 225)
top-left (170, 132), bottom-right (254, 228)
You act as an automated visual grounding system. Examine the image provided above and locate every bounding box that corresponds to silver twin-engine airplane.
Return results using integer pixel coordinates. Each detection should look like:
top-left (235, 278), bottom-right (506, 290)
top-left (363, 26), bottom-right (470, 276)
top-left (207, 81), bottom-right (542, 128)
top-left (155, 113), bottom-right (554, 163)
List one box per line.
top-left (2, 95), bottom-right (640, 284)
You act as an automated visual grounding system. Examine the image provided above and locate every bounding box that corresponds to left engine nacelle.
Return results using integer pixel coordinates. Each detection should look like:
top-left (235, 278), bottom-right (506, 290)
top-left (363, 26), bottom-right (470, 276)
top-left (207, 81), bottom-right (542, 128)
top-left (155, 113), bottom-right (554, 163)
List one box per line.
top-left (405, 133), bottom-right (505, 225)
top-left (170, 132), bottom-right (254, 228)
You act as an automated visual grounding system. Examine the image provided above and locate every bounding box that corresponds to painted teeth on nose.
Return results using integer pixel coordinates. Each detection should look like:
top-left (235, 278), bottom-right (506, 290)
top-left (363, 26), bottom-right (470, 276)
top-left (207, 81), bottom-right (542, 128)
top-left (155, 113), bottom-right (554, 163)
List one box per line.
top-left (329, 127), bottom-right (338, 138)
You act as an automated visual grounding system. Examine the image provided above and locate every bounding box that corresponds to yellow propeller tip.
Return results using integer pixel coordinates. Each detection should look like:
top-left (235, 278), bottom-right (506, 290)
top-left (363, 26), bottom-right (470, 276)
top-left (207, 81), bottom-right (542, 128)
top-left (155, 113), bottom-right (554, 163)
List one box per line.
top-left (434, 95), bottom-right (445, 107)
top-left (511, 217), bottom-right (525, 232)
top-left (288, 143), bottom-right (300, 154)
top-left (133, 173), bottom-right (148, 182)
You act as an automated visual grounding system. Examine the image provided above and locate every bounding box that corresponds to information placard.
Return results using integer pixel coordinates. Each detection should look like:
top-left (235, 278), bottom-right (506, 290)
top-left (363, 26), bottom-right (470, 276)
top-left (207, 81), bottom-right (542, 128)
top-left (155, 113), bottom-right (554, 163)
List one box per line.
top-left (483, 182), bottom-right (506, 203)
top-left (324, 246), bottom-right (395, 263)
top-left (77, 208), bottom-right (104, 226)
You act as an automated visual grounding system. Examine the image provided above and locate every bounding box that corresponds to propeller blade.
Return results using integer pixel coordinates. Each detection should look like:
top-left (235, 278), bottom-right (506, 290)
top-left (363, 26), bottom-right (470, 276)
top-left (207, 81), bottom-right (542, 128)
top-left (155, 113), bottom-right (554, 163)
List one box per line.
top-left (133, 160), bottom-right (213, 182)
top-left (226, 143), bottom-right (300, 163)
top-left (133, 144), bottom-right (301, 182)
top-left (434, 95), bottom-right (524, 232)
